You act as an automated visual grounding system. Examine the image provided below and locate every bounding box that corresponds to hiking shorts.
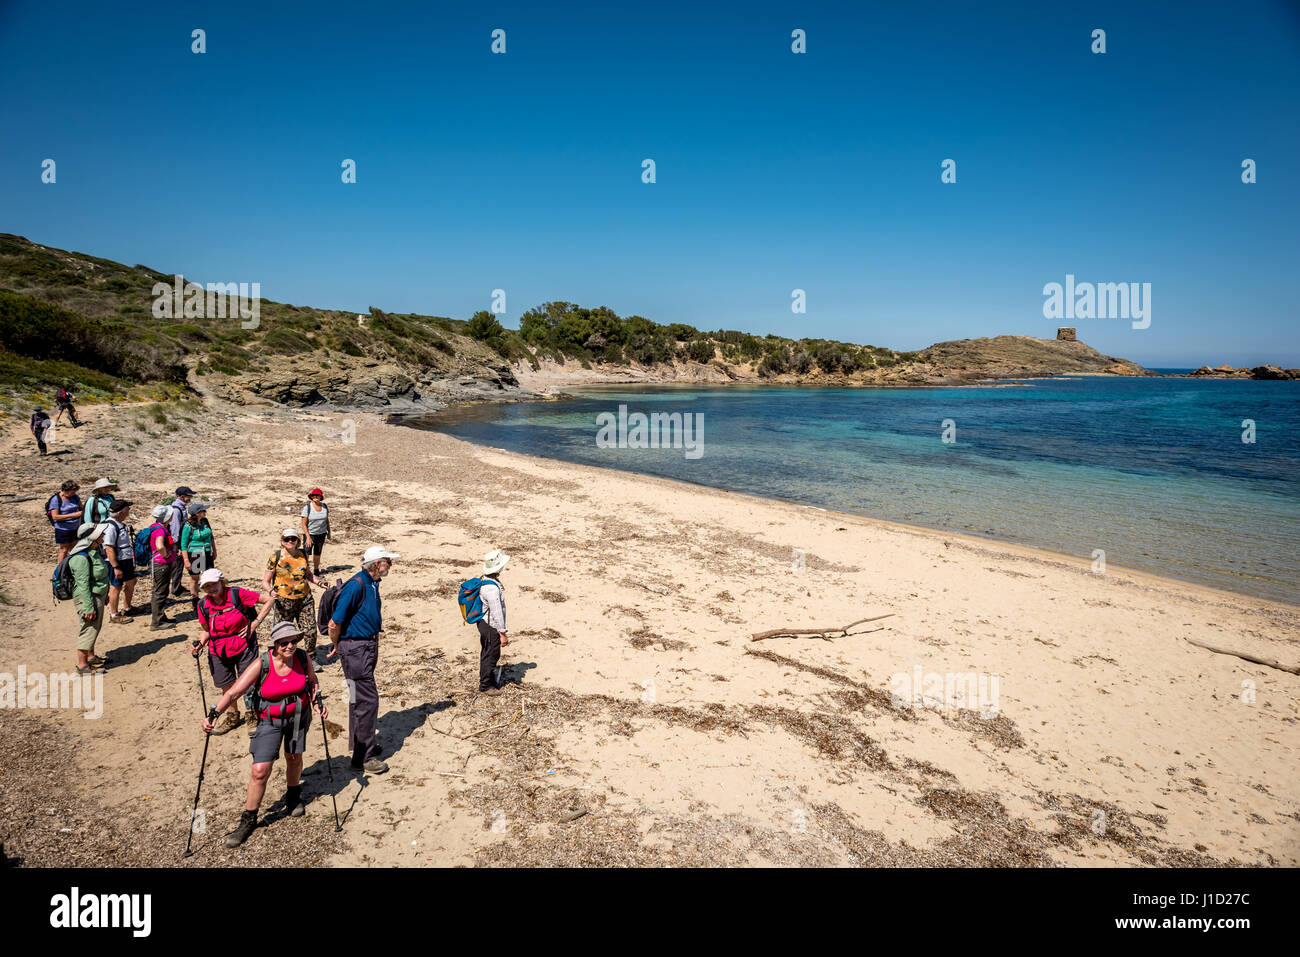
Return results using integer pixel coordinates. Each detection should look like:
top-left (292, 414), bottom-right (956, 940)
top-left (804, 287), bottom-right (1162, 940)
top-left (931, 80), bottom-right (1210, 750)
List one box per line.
top-left (108, 563), bottom-right (137, 586)
top-left (54, 528), bottom-right (78, 545)
top-left (250, 711), bottom-right (311, 764)
top-left (308, 534), bottom-right (327, 556)
top-left (208, 641), bottom-right (258, 687)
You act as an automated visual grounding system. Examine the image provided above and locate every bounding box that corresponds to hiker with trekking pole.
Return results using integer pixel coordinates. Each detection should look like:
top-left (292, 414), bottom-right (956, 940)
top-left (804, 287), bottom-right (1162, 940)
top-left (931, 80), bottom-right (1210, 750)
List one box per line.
top-left (201, 620), bottom-right (328, 848)
top-left (192, 568), bottom-right (272, 735)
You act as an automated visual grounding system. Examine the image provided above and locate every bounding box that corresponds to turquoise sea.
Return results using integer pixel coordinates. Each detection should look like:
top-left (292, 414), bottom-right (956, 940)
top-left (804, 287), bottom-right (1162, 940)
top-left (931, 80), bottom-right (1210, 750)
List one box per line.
top-left (404, 377), bottom-right (1300, 604)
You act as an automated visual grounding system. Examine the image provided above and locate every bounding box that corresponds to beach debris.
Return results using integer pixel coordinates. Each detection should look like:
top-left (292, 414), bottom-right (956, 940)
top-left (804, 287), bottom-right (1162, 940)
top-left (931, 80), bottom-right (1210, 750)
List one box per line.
top-left (1182, 637), bottom-right (1300, 675)
top-left (558, 808), bottom-right (588, 823)
top-left (750, 614), bottom-right (895, 642)
top-left (627, 578), bottom-right (670, 595)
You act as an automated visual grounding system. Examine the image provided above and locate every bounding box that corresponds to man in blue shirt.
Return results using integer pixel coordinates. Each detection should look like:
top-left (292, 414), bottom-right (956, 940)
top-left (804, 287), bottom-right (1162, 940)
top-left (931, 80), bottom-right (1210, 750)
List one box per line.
top-left (329, 545), bottom-right (398, 774)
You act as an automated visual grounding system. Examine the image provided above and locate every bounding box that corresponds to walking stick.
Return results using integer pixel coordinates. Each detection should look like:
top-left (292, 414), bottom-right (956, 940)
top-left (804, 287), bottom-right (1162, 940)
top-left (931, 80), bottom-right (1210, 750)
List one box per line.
top-left (183, 707), bottom-right (218, 858)
top-left (315, 689), bottom-right (343, 832)
top-left (183, 644), bottom-right (213, 859)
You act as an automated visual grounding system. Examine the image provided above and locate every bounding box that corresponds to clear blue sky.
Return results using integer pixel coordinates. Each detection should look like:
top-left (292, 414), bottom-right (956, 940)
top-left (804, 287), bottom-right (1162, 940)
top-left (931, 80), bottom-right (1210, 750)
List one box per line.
top-left (2, 0), bottom-right (1297, 366)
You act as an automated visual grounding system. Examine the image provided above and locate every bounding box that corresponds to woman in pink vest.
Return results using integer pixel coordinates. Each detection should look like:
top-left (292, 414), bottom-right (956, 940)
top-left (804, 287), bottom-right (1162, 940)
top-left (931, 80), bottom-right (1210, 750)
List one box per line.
top-left (191, 567), bottom-right (272, 735)
top-left (203, 619), bottom-right (327, 848)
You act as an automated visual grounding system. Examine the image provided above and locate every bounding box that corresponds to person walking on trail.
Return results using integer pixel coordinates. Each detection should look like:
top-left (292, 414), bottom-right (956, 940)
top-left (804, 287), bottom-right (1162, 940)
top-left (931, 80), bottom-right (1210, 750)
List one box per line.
top-left (103, 499), bottom-right (138, 624)
top-left (262, 528), bottom-right (320, 656)
top-left (168, 487), bottom-right (195, 598)
top-left (300, 489), bottom-right (331, 576)
top-left (69, 522), bottom-right (111, 675)
top-left (328, 545), bottom-right (398, 775)
top-left (47, 480), bottom-right (82, 562)
top-left (202, 620), bottom-right (327, 848)
top-left (193, 568), bottom-right (273, 736)
top-left (30, 407), bottom-right (52, 455)
top-left (180, 503), bottom-right (217, 612)
top-left (476, 550), bottom-right (511, 694)
top-left (54, 385), bottom-right (81, 426)
top-left (146, 504), bottom-right (178, 630)
top-left (83, 478), bottom-right (118, 525)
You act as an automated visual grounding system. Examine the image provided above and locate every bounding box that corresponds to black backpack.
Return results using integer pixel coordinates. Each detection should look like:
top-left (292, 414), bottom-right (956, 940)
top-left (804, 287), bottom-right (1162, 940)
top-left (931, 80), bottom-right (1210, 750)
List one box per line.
top-left (52, 551), bottom-right (92, 602)
top-left (316, 578), bottom-right (346, 635)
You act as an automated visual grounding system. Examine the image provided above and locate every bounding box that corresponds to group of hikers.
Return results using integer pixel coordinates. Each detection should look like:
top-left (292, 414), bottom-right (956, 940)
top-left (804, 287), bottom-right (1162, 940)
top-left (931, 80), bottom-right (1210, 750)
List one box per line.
top-left (28, 387), bottom-right (81, 455)
top-left (48, 473), bottom-right (513, 850)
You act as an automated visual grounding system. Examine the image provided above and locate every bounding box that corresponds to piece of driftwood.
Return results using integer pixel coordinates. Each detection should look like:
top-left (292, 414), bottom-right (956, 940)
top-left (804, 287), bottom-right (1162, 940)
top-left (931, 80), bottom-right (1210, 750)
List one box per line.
top-left (1183, 637), bottom-right (1300, 675)
top-left (628, 579), bottom-right (670, 595)
top-left (750, 614), bottom-right (895, 642)
top-left (0, 495), bottom-right (43, 505)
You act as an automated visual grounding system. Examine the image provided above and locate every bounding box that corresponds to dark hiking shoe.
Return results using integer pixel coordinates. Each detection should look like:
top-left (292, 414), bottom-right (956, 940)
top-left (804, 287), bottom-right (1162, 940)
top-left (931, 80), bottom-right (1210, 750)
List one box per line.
top-left (224, 810), bottom-right (257, 848)
top-left (479, 687), bottom-right (502, 696)
top-left (351, 758), bottom-right (389, 774)
top-left (284, 785), bottom-right (306, 817)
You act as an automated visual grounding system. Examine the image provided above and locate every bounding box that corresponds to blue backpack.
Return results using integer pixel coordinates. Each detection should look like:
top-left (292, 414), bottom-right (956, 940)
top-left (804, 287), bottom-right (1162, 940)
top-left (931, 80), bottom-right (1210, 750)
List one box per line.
top-left (133, 523), bottom-right (165, 567)
top-left (457, 577), bottom-right (491, 624)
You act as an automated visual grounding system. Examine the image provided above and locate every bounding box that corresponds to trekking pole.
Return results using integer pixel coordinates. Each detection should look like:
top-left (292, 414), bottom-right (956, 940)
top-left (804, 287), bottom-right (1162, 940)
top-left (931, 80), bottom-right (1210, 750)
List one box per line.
top-left (183, 706), bottom-right (219, 858)
top-left (192, 640), bottom-right (208, 713)
top-left (315, 689), bottom-right (343, 832)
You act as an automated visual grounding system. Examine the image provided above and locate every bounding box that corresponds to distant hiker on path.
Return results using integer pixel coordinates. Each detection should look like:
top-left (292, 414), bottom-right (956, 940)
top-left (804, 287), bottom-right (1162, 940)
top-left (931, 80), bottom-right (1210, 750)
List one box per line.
top-left (47, 480), bottom-right (82, 562)
top-left (202, 620), bottom-right (327, 848)
top-left (30, 407), bottom-right (51, 455)
top-left (300, 489), bottom-right (331, 576)
top-left (103, 499), bottom-right (137, 624)
top-left (83, 478), bottom-right (118, 524)
top-left (146, 505), bottom-right (177, 630)
top-left (168, 486), bottom-right (195, 598)
top-left (180, 503), bottom-right (216, 612)
top-left (193, 568), bottom-right (272, 736)
top-left (328, 545), bottom-right (398, 775)
top-left (69, 522), bottom-right (110, 675)
top-left (262, 528), bottom-right (319, 655)
top-left (476, 550), bottom-right (510, 694)
top-left (54, 385), bottom-right (80, 426)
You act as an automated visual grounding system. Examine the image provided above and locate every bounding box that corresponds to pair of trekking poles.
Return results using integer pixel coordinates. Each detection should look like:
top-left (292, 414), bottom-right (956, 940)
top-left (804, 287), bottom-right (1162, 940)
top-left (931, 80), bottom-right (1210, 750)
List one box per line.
top-left (183, 640), bottom-right (342, 859)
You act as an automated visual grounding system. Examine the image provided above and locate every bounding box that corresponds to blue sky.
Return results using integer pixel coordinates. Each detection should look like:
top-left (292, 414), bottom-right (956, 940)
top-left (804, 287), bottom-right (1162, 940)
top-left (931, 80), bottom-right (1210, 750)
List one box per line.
top-left (1, 0), bottom-right (1297, 366)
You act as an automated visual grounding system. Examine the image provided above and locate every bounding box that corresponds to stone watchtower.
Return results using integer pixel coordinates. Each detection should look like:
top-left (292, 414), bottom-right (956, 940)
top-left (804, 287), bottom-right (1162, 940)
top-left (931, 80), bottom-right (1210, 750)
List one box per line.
top-left (1056, 327), bottom-right (1077, 342)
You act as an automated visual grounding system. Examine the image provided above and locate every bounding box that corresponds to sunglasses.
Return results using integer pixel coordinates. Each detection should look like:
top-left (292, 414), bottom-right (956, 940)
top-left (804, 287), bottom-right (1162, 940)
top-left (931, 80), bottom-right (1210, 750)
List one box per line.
top-left (275, 637), bottom-right (301, 647)
top-left (283, 537), bottom-right (299, 543)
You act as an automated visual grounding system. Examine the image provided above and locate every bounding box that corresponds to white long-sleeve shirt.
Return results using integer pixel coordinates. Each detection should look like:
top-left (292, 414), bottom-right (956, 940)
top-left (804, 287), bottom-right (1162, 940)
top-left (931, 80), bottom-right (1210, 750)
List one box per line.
top-left (479, 578), bottom-right (507, 631)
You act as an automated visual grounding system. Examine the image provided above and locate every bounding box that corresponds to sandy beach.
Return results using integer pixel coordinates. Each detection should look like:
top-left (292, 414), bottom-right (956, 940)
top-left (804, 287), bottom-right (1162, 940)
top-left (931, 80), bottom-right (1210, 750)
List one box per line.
top-left (1, 398), bottom-right (1297, 868)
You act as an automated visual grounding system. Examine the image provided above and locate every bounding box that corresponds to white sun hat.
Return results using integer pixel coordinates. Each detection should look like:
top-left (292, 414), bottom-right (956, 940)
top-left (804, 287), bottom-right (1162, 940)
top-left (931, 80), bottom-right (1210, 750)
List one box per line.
top-left (281, 528), bottom-right (300, 539)
top-left (92, 477), bottom-right (118, 491)
top-left (363, 545), bottom-right (399, 564)
top-left (151, 504), bottom-right (173, 522)
top-left (483, 549), bottom-right (509, 575)
top-left (199, 568), bottom-right (224, 587)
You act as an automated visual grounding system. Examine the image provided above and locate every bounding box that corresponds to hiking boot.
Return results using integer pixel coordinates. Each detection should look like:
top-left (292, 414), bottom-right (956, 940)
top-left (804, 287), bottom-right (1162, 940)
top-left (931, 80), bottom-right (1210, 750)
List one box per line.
top-left (109, 613), bottom-right (133, 625)
top-left (479, 687), bottom-right (502, 696)
top-left (362, 759), bottom-right (388, 774)
top-left (284, 785), bottom-right (306, 817)
top-left (87, 655), bottom-right (106, 668)
top-left (76, 663), bottom-right (103, 676)
top-left (212, 711), bottom-right (241, 735)
top-left (224, 810), bottom-right (257, 848)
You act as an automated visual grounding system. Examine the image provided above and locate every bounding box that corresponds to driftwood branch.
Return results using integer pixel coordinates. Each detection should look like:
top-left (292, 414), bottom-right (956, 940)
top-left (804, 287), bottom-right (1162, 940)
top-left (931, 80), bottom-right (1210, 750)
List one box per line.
top-left (1184, 637), bottom-right (1300, 675)
top-left (750, 614), bottom-right (895, 642)
top-left (0, 495), bottom-right (43, 505)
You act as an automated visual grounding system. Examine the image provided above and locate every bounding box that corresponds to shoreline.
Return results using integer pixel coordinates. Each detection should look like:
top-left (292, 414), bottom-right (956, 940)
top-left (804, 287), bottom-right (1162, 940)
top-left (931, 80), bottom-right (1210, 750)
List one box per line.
top-left (396, 392), bottom-right (1300, 613)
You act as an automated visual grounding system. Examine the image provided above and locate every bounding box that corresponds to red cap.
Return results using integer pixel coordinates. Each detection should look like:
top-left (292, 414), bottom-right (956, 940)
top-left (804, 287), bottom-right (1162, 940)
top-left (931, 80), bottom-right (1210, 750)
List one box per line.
top-left (309, 488), bottom-right (324, 497)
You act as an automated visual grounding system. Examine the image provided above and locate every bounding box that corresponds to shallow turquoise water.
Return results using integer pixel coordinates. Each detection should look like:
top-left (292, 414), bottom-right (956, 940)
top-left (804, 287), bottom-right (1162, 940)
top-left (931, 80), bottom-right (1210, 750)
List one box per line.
top-left (404, 378), bottom-right (1300, 604)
